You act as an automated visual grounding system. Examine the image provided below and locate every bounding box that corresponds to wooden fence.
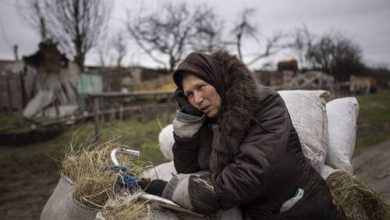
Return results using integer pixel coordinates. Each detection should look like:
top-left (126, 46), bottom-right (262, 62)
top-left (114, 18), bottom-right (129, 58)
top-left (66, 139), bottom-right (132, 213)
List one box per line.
top-left (87, 90), bottom-right (175, 141)
top-left (0, 70), bottom-right (24, 112)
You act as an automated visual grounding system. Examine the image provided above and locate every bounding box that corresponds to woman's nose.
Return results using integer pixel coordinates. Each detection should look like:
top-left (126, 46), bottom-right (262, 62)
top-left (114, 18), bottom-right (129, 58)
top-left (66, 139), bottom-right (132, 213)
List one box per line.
top-left (194, 92), bottom-right (203, 105)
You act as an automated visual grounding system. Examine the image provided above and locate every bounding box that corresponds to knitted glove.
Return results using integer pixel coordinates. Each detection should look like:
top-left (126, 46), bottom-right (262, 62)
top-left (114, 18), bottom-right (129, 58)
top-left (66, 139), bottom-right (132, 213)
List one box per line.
top-left (175, 88), bottom-right (203, 117)
top-left (138, 178), bottom-right (167, 196)
top-left (162, 172), bottom-right (220, 215)
top-left (173, 109), bottom-right (205, 138)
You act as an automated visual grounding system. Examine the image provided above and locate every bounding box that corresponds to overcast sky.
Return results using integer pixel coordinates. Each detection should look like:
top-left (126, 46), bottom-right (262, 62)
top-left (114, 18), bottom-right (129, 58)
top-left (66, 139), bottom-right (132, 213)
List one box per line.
top-left (1, 0), bottom-right (389, 69)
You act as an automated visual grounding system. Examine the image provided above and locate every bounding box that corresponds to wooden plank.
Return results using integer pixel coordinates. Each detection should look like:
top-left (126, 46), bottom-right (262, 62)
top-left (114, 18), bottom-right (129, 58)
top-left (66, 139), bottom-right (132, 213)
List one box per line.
top-left (87, 90), bottom-right (174, 98)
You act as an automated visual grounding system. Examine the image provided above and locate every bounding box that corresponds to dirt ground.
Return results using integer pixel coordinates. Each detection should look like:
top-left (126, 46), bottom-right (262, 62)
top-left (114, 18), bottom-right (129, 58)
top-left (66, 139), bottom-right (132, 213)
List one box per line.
top-left (0, 146), bottom-right (60, 220)
top-left (0, 141), bottom-right (389, 220)
top-left (352, 139), bottom-right (390, 201)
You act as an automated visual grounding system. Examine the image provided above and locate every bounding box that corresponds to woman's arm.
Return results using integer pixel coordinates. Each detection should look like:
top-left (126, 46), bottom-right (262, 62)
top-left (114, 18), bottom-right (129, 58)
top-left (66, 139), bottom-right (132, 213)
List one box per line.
top-left (173, 134), bottom-right (202, 173)
top-left (172, 111), bottom-right (206, 173)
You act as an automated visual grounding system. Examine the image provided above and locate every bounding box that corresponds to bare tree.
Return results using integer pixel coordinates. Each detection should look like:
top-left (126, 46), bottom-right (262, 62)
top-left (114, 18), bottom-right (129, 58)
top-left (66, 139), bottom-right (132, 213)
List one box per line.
top-left (126, 2), bottom-right (219, 72)
top-left (112, 32), bottom-right (127, 68)
top-left (246, 33), bottom-right (288, 66)
top-left (18, 0), bottom-right (48, 40)
top-left (230, 8), bottom-right (258, 59)
top-left (20, 0), bottom-right (112, 70)
top-left (229, 8), bottom-right (287, 66)
top-left (190, 6), bottom-right (224, 53)
top-left (306, 32), bottom-right (364, 81)
top-left (289, 24), bottom-right (314, 68)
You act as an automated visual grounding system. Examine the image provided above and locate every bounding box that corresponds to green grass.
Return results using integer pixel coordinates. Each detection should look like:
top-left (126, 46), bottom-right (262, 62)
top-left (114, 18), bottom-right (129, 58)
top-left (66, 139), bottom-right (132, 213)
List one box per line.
top-left (0, 112), bottom-right (175, 176)
top-left (0, 112), bottom-right (29, 131)
top-left (356, 89), bottom-right (390, 148)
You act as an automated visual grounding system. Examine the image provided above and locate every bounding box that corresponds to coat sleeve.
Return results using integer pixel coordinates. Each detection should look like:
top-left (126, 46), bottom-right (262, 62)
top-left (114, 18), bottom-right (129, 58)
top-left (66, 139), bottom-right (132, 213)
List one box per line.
top-left (173, 133), bottom-right (202, 173)
top-left (212, 94), bottom-right (292, 209)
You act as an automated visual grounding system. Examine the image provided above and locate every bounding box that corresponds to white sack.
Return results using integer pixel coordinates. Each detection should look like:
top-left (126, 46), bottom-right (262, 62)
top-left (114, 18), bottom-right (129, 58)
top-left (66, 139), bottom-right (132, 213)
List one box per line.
top-left (159, 124), bottom-right (174, 161)
top-left (320, 164), bottom-right (338, 180)
top-left (278, 90), bottom-right (330, 172)
top-left (326, 97), bottom-right (359, 173)
top-left (142, 161), bottom-right (177, 182)
top-left (40, 175), bottom-right (98, 220)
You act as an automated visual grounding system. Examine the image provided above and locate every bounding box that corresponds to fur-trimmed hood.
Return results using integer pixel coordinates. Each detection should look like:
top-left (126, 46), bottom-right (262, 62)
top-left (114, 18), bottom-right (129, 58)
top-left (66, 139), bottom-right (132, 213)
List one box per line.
top-left (208, 50), bottom-right (267, 172)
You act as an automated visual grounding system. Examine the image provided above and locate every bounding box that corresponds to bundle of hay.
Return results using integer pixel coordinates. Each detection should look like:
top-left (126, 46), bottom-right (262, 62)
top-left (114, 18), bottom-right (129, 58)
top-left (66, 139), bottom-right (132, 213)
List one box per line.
top-left (62, 140), bottom-right (146, 209)
top-left (326, 171), bottom-right (390, 220)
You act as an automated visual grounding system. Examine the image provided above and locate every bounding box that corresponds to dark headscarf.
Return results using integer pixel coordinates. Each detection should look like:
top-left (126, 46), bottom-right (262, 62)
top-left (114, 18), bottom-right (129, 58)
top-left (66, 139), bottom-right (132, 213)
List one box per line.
top-left (173, 52), bottom-right (226, 100)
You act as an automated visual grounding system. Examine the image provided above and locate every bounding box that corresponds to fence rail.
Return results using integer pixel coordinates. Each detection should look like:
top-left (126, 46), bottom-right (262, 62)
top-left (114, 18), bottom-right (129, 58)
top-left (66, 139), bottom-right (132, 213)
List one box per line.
top-left (87, 90), bottom-right (175, 141)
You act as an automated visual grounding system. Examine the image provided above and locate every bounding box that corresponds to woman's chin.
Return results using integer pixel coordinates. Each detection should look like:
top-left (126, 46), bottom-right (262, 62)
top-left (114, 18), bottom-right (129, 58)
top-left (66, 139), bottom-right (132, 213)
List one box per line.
top-left (206, 110), bottom-right (217, 118)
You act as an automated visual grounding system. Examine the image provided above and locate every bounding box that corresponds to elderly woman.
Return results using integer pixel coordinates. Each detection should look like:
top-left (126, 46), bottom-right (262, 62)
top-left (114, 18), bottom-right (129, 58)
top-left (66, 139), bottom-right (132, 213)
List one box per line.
top-left (162, 50), bottom-right (346, 219)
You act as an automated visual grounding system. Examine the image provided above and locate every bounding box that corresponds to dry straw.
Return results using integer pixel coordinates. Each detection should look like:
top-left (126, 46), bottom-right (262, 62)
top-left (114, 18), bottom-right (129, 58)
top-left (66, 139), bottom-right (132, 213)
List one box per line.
top-left (62, 138), bottom-right (147, 209)
top-left (326, 171), bottom-right (390, 220)
top-left (101, 196), bottom-right (148, 220)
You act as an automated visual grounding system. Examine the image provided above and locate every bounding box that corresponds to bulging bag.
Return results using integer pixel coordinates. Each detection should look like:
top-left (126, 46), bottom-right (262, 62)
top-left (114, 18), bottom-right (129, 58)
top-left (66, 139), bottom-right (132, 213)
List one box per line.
top-left (40, 175), bottom-right (98, 220)
top-left (278, 90), bottom-right (330, 172)
top-left (159, 124), bottom-right (174, 161)
top-left (326, 97), bottom-right (359, 173)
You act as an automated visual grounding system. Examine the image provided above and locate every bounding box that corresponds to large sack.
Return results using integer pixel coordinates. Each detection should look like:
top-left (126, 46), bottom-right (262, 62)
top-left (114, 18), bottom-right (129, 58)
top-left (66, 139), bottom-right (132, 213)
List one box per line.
top-left (40, 175), bottom-right (98, 220)
top-left (320, 164), bottom-right (338, 179)
top-left (278, 90), bottom-right (330, 172)
top-left (142, 161), bottom-right (177, 182)
top-left (158, 124), bottom-right (174, 161)
top-left (326, 97), bottom-right (359, 173)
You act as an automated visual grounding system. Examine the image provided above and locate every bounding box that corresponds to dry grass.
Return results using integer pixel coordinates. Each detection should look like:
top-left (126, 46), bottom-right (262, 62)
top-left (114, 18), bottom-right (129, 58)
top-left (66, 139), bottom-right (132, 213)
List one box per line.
top-left (101, 196), bottom-right (148, 220)
top-left (326, 171), bottom-right (390, 220)
top-left (73, 170), bottom-right (115, 209)
top-left (62, 140), bottom-right (115, 183)
top-left (61, 138), bottom-right (148, 209)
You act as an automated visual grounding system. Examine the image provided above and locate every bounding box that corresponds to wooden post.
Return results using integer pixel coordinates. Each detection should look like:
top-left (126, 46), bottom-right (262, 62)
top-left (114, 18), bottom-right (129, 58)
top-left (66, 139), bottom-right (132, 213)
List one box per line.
top-left (119, 104), bottom-right (123, 121)
top-left (94, 97), bottom-right (100, 142)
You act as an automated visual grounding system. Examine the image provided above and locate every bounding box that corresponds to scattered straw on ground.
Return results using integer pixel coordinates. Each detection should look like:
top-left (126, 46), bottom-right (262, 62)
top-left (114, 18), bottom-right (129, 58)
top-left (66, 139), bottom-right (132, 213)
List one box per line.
top-left (326, 171), bottom-right (390, 220)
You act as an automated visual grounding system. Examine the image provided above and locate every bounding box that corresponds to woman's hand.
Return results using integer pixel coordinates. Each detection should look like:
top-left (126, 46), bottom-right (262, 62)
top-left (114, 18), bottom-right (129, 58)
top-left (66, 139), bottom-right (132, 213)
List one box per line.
top-left (138, 178), bottom-right (167, 196)
top-left (175, 89), bottom-right (203, 117)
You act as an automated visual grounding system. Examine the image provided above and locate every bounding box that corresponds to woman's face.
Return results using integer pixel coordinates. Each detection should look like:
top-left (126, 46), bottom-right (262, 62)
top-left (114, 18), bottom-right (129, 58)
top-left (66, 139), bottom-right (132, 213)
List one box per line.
top-left (182, 74), bottom-right (221, 118)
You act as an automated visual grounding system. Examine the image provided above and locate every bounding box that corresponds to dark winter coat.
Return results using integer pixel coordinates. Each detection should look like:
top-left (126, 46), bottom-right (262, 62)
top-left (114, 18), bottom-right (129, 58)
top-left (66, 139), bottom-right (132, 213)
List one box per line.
top-left (172, 50), bottom-right (346, 219)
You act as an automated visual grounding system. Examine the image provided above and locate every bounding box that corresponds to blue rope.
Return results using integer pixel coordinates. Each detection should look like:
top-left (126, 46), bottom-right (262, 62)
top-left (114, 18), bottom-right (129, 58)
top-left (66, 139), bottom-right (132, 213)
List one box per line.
top-left (123, 174), bottom-right (139, 188)
top-left (107, 164), bottom-right (140, 190)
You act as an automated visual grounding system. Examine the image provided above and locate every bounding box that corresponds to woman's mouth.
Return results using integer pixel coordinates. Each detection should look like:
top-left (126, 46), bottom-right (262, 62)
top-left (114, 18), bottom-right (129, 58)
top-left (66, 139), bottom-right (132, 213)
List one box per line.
top-left (200, 106), bottom-right (209, 112)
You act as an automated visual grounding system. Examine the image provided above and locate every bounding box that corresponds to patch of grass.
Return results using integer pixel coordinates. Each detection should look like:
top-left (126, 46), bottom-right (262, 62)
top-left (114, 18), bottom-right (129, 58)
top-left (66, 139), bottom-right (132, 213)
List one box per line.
top-left (356, 132), bottom-right (389, 149)
top-left (356, 89), bottom-right (390, 148)
top-left (0, 112), bottom-right (29, 131)
top-left (357, 90), bottom-right (390, 126)
top-left (0, 111), bottom-right (174, 175)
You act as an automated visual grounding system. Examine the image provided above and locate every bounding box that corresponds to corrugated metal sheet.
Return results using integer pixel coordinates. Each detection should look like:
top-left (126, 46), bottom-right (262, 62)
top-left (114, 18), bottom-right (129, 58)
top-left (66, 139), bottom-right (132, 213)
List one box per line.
top-left (78, 73), bottom-right (103, 111)
top-left (78, 73), bottom-right (103, 94)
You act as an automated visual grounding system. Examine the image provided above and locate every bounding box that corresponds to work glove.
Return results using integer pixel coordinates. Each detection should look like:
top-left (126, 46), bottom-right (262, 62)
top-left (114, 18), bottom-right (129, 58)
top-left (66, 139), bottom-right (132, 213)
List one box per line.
top-left (138, 178), bottom-right (168, 196)
top-left (162, 173), bottom-right (220, 215)
top-left (175, 88), bottom-right (203, 117)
